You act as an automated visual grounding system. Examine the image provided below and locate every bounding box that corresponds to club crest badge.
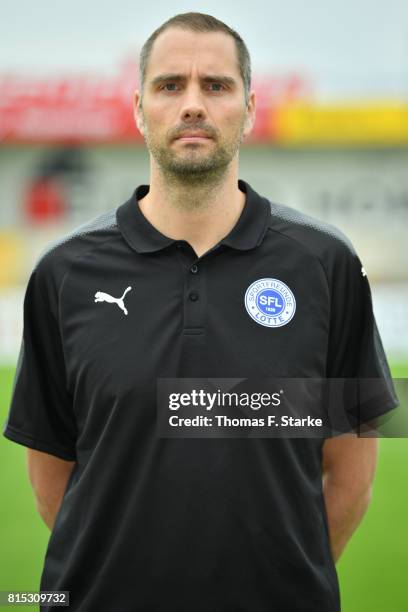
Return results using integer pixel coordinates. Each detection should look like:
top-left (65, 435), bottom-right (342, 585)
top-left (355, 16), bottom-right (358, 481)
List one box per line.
top-left (244, 278), bottom-right (296, 328)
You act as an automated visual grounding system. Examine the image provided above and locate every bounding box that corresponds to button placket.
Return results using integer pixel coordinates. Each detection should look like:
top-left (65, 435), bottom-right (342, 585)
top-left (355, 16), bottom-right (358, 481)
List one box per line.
top-left (174, 242), bottom-right (209, 332)
top-left (184, 260), bottom-right (205, 331)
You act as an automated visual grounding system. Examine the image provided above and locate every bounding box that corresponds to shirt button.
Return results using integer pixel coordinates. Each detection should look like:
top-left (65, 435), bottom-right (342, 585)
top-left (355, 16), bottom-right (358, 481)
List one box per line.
top-left (189, 291), bottom-right (199, 302)
top-left (190, 264), bottom-right (198, 274)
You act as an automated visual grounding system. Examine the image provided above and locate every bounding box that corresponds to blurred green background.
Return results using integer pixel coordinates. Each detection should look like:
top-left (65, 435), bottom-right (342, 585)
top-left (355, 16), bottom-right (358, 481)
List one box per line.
top-left (1, 364), bottom-right (407, 611)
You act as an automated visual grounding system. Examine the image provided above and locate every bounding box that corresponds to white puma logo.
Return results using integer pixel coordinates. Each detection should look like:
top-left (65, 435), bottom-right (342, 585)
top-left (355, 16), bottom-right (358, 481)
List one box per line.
top-left (94, 286), bottom-right (132, 316)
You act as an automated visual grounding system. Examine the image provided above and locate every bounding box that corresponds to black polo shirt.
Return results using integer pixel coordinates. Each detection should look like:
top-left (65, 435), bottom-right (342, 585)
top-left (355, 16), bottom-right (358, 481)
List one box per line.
top-left (3, 179), bottom-right (398, 611)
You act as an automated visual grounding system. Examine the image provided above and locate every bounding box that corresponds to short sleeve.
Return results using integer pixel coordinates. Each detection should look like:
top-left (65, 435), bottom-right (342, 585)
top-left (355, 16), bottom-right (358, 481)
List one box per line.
top-left (2, 268), bottom-right (78, 460)
top-left (326, 246), bottom-right (399, 428)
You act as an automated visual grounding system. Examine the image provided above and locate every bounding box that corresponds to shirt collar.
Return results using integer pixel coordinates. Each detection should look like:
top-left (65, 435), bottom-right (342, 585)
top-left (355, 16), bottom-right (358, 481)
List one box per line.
top-left (116, 179), bottom-right (271, 254)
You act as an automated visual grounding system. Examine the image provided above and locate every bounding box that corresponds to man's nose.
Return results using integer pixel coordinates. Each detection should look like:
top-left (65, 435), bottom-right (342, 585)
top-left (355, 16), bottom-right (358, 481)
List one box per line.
top-left (179, 85), bottom-right (206, 122)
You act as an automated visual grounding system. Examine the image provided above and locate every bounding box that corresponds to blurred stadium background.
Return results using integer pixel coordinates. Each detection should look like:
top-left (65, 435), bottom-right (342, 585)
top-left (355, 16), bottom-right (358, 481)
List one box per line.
top-left (0, 2), bottom-right (407, 611)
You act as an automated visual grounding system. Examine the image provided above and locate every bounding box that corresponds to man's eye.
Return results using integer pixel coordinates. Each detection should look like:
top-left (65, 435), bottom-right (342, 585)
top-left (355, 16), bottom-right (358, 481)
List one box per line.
top-left (163, 83), bottom-right (178, 91)
top-left (209, 83), bottom-right (224, 91)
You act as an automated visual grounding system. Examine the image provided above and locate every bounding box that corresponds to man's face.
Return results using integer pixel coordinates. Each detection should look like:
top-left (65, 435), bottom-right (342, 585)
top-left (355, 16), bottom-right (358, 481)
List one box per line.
top-left (134, 27), bottom-right (256, 181)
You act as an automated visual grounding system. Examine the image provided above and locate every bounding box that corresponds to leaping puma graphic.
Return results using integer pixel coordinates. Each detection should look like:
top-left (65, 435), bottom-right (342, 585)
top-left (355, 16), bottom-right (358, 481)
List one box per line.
top-left (94, 286), bottom-right (132, 316)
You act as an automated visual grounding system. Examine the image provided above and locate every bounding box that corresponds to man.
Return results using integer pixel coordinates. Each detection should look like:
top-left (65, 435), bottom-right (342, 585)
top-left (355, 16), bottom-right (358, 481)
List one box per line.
top-left (3, 12), bottom-right (399, 612)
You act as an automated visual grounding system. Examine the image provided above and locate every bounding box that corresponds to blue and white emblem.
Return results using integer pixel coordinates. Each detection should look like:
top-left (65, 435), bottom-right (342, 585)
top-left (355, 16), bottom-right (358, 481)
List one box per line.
top-left (244, 278), bottom-right (296, 328)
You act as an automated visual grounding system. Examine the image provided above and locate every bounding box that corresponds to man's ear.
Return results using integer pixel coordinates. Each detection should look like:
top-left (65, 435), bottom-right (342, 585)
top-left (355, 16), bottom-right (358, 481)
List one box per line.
top-left (242, 90), bottom-right (256, 140)
top-left (133, 89), bottom-right (145, 136)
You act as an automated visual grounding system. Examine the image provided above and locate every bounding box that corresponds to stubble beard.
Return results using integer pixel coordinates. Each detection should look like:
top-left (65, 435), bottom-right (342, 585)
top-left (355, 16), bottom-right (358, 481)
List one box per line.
top-left (141, 111), bottom-right (246, 196)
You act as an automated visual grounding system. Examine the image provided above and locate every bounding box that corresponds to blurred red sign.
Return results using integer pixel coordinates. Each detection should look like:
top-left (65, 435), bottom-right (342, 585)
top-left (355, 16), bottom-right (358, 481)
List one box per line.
top-left (0, 57), bottom-right (312, 144)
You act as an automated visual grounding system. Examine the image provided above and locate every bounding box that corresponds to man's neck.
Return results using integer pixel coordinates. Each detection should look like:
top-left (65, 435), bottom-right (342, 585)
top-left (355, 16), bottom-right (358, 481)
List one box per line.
top-left (137, 166), bottom-right (246, 258)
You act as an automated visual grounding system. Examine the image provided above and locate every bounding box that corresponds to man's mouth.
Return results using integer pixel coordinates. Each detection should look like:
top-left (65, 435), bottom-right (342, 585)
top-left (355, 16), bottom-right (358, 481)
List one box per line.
top-left (176, 137), bottom-right (211, 143)
top-left (175, 131), bottom-right (213, 142)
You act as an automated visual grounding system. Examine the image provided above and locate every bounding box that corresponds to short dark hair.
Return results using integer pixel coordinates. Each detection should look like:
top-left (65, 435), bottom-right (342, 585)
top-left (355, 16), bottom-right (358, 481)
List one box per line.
top-left (139, 12), bottom-right (251, 104)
